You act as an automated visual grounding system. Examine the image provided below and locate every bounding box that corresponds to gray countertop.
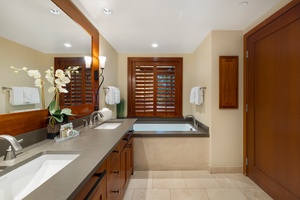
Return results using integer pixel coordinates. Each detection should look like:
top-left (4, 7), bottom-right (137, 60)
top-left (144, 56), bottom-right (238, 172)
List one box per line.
top-left (0, 118), bottom-right (136, 200)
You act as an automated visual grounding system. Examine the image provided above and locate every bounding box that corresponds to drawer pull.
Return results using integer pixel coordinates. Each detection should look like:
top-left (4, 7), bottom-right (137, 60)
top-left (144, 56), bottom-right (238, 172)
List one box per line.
top-left (111, 190), bottom-right (119, 193)
top-left (112, 150), bottom-right (119, 153)
top-left (112, 171), bottom-right (119, 174)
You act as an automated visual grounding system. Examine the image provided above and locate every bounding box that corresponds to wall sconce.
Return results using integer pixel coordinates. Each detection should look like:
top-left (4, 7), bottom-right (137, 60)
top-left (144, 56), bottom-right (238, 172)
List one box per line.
top-left (99, 56), bottom-right (106, 69)
top-left (84, 56), bottom-right (92, 68)
top-left (94, 56), bottom-right (107, 111)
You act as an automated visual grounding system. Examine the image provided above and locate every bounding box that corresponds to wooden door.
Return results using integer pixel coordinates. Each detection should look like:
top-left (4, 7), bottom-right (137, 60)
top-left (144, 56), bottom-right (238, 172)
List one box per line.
top-left (245, 1), bottom-right (300, 199)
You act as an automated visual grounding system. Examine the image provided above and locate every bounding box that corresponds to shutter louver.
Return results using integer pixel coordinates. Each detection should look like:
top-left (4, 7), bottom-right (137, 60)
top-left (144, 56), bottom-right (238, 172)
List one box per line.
top-left (156, 66), bottom-right (176, 116)
top-left (128, 57), bottom-right (182, 118)
top-left (134, 66), bottom-right (154, 116)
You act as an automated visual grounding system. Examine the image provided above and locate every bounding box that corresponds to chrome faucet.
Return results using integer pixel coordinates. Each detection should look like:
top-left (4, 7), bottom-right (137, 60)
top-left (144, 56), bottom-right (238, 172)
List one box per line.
top-left (0, 135), bottom-right (23, 161)
top-left (184, 115), bottom-right (197, 128)
top-left (89, 111), bottom-right (104, 125)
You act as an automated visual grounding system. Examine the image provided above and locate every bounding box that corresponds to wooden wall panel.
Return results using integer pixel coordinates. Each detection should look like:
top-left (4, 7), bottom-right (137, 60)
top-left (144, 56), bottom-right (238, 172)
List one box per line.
top-left (219, 56), bottom-right (238, 108)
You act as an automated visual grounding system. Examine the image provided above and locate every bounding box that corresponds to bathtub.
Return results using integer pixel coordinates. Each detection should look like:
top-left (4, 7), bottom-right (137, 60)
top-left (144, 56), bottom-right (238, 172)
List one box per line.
top-left (132, 118), bottom-right (209, 170)
top-left (132, 118), bottom-right (209, 137)
top-left (133, 123), bottom-right (196, 132)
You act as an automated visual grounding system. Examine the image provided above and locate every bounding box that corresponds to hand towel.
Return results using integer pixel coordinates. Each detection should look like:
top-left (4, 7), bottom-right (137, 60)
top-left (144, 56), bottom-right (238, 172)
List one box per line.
top-left (105, 86), bottom-right (115, 105)
top-left (10, 87), bottom-right (24, 105)
top-left (194, 87), bottom-right (204, 105)
top-left (23, 87), bottom-right (40, 104)
top-left (190, 87), bottom-right (196, 104)
top-left (23, 87), bottom-right (32, 104)
top-left (114, 87), bottom-right (120, 104)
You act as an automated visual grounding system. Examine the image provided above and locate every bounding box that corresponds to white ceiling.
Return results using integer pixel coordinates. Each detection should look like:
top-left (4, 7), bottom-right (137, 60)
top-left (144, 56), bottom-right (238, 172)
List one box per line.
top-left (72, 0), bottom-right (282, 53)
top-left (0, 0), bottom-right (90, 54)
top-left (0, 0), bottom-right (283, 54)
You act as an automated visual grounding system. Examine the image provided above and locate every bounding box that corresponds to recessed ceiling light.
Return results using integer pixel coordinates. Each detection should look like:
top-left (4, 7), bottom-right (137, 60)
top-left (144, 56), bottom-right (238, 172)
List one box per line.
top-left (64, 43), bottom-right (72, 48)
top-left (238, 1), bottom-right (248, 8)
top-left (152, 43), bottom-right (158, 48)
top-left (50, 8), bottom-right (60, 15)
top-left (102, 7), bottom-right (113, 15)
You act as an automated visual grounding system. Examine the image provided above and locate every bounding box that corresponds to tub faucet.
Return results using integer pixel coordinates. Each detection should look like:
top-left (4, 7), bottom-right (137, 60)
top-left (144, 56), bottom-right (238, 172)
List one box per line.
top-left (90, 111), bottom-right (104, 125)
top-left (0, 134), bottom-right (23, 161)
top-left (184, 115), bottom-right (197, 128)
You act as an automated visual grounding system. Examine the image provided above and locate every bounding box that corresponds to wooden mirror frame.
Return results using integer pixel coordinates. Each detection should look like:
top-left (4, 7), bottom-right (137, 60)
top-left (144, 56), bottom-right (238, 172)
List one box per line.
top-left (0, 0), bottom-right (99, 136)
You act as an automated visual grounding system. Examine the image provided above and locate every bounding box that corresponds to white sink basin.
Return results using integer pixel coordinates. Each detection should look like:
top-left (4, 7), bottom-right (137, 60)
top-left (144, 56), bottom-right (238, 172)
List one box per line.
top-left (0, 151), bottom-right (80, 200)
top-left (95, 123), bottom-right (122, 129)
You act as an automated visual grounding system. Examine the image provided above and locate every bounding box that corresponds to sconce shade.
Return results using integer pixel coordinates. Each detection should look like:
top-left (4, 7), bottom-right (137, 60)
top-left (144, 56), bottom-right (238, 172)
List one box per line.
top-left (100, 56), bottom-right (106, 69)
top-left (84, 56), bottom-right (92, 68)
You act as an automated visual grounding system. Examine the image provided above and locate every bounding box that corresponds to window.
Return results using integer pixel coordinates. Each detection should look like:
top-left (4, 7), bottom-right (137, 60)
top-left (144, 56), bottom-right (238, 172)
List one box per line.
top-left (127, 57), bottom-right (183, 117)
top-left (55, 57), bottom-right (93, 107)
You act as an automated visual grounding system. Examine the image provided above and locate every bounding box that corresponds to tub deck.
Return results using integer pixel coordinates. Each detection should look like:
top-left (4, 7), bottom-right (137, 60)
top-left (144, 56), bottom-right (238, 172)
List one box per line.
top-left (132, 118), bottom-right (209, 137)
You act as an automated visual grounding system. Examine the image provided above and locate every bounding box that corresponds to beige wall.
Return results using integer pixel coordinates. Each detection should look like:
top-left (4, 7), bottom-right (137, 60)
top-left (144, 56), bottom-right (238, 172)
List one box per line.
top-left (0, 37), bottom-right (53, 114)
top-left (99, 34), bottom-right (119, 118)
top-left (192, 33), bottom-right (212, 128)
top-left (192, 31), bottom-right (244, 172)
top-left (118, 53), bottom-right (194, 117)
top-left (210, 30), bottom-right (244, 171)
top-left (0, 37), bottom-right (93, 114)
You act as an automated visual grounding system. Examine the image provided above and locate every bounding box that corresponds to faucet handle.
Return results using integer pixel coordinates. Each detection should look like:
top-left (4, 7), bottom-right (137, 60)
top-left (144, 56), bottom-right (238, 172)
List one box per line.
top-left (18, 139), bottom-right (24, 144)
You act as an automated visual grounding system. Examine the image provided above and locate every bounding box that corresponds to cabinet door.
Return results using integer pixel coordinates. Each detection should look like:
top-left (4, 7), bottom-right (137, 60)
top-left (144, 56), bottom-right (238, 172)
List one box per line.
top-left (120, 148), bottom-right (127, 197)
top-left (90, 175), bottom-right (107, 200)
top-left (128, 137), bottom-right (134, 176)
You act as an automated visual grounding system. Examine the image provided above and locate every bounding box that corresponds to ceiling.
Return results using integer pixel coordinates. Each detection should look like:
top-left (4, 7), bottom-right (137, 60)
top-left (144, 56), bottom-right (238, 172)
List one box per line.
top-left (72, 0), bottom-right (282, 53)
top-left (0, 0), bottom-right (90, 54)
top-left (0, 0), bottom-right (283, 54)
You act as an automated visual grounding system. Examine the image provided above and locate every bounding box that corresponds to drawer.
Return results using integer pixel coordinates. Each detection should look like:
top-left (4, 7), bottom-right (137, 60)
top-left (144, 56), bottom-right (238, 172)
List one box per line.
top-left (107, 178), bottom-right (121, 200)
top-left (108, 143), bottom-right (121, 163)
top-left (107, 154), bottom-right (120, 189)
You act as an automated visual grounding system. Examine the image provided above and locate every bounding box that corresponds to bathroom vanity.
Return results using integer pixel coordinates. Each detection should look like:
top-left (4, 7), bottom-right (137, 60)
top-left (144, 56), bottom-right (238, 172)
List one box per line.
top-left (0, 119), bottom-right (136, 200)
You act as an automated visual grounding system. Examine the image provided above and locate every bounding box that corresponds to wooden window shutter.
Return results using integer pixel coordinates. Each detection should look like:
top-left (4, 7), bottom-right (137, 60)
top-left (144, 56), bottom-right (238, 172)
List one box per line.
top-left (128, 57), bottom-right (182, 117)
top-left (55, 57), bottom-right (93, 107)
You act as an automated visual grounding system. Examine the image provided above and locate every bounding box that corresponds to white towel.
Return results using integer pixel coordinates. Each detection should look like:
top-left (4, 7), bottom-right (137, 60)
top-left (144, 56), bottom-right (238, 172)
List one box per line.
top-left (23, 87), bottom-right (40, 104)
top-left (114, 87), bottom-right (120, 104)
top-left (190, 87), bottom-right (196, 104)
top-left (190, 86), bottom-right (204, 105)
top-left (194, 87), bottom-right (204, 105)
top-left (105, 86), bottom-right (115, 105)
top-left (10, 87), bottom-right (24, 105)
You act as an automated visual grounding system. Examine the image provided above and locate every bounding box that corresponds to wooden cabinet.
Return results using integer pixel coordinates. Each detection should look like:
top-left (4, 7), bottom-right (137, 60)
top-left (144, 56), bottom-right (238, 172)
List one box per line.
top-left (120, 132), bottom-right (134, 197)
top-left (107, 143), bottom-right (122, 200)
top-left (74, 160), bottom-right (107, 200)
top-left (219, 56), bottom-right (238, 108)
top-left (74, 132), bottom-right (134, 200)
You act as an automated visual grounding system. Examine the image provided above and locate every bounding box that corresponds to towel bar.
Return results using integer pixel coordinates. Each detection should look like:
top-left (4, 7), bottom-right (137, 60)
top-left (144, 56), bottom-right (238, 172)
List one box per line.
top-left (2, 86), bottom-right (12, 91)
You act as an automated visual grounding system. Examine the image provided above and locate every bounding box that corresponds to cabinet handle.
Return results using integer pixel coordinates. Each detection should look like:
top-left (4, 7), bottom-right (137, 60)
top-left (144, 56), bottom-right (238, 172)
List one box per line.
top-left (112, 150), bottom-right (119, 153)
top-left (112, 171), bottom-right (119, 174)
top-left (111, 190), bottom-right (119, 193)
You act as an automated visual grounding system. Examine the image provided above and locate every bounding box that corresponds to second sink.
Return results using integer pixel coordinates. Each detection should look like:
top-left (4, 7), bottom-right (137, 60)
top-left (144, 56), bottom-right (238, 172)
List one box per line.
top-left (94, 122), bottom-right (122, 129)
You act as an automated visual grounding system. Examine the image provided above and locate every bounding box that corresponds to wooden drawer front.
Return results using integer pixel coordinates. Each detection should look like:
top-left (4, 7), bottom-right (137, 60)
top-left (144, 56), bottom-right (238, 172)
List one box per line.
top-left (107, 155), bottom-right (120, 189)
top-left (107, 179), bottom-right (121, 200)
top-left (109, 144), bottom-right (121, 163)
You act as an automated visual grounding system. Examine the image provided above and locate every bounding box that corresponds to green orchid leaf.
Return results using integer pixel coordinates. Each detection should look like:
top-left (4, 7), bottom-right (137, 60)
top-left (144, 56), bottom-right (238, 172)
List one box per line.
top-left (61, 108), bottom-right (74, 116)
top-left (53, 115), bottom-right (63, 123)
top-left (48, 100), bottom-right (56, 115)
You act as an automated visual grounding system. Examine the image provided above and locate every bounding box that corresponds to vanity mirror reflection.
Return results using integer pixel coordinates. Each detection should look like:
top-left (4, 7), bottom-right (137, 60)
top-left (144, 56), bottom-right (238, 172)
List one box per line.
top-left (0, 0), bottom-right (99, 135)
top-left (0, 0), bottom-right (91, 114)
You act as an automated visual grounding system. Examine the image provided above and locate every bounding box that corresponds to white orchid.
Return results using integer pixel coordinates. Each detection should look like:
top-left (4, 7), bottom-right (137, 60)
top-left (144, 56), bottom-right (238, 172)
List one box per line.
top-left (11, 65), bottom-right (79, 126)
top-left (10, 65), bottom-right (79, 95)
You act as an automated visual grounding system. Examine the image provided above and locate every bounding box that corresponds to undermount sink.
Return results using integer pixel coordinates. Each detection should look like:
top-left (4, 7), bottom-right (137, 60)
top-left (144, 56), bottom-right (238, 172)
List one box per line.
top-left (0, 151), bottom-right (80, 200)
top-left (94, 122), bottom-right (122, 129)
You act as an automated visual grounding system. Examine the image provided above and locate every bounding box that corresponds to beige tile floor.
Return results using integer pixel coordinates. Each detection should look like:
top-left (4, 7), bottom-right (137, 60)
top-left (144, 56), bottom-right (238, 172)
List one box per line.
top-left (122, 170), bottom-right (273, 200)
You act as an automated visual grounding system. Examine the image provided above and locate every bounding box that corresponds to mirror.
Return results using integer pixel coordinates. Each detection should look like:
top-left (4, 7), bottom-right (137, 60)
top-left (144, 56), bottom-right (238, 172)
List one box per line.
top-left (0, 0), bottom-right (91, 114)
